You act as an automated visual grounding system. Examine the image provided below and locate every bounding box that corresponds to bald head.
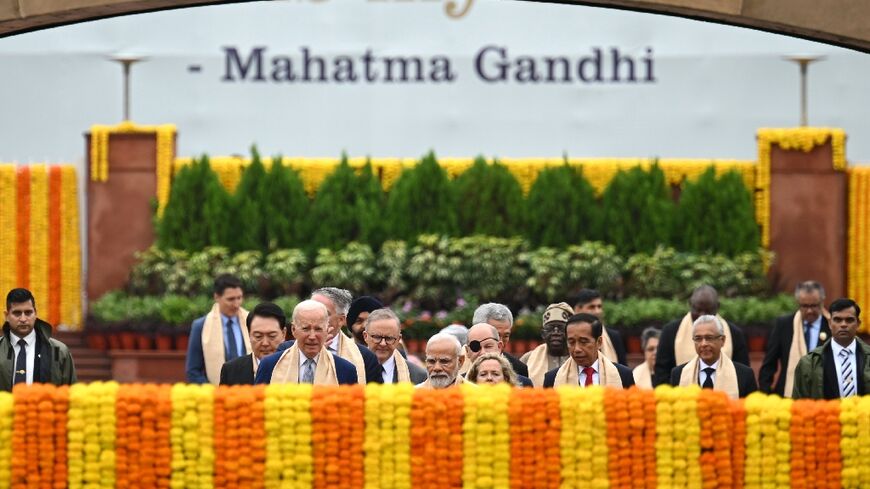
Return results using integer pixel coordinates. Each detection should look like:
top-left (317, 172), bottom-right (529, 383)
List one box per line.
top-left (689, 285), bottom-right (719, 320)
top-left (465, 322), bottom-right (503, 362)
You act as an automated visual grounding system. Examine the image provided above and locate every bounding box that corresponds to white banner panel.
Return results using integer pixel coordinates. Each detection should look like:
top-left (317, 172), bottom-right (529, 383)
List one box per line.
top-left (1, 0), bottom-right (869, 163)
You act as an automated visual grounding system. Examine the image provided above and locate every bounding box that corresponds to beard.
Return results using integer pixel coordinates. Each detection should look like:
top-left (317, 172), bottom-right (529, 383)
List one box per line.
top-left (429, 372), bottom-right (455, 389)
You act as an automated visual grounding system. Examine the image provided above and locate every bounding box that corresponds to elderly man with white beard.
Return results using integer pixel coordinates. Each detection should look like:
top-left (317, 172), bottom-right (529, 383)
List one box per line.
top-left (416, 332), bottom-right (475, 389)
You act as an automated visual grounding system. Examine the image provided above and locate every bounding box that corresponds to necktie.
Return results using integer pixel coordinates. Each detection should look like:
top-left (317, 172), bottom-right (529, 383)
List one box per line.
top-left (13, 339), bottom-right (26, 385)
top-left (840, 349), bottom-right (856, 397)
top-left (702, 367), bottom-right (715, 389)
top-left (581, 366), bottom-right (595, 387)
top-left (302, 358), bottom-right (315, 384)
top-left (804, 322), bottom-right (813, 350)
top-left (225, 317), bottom-right (240, 361)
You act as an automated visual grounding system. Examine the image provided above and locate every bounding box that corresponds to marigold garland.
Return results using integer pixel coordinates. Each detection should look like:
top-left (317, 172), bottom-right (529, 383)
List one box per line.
top-left (264, 384), bottom-right (313, 489)
top-left (0, 391), bottom-right (11, 488)
top-left (16, 166), bottom-right (30, 289)
top-left (558, 386), bottom-right (610, 489)
top-left (461, 383), bottom-right (511, 489)
top-left (363, 383), bottom-right (414, 489)
top-left (0, 165), bottom-right (17, 300)
top-left (28, 164), bottom-right (49, 326)
top-left (67, 382), bottom-right (118, 489)
top-left (756, 127), bottom-right (847, 248)
top-left (47, 166), bottom-right (63, 326)
top-left (410, 388), bottom-right (464, 489)
top-left (89, 122), bottom-right (177, 214)
top-left (169, 383), bottom-right (214, 489)
top-left (116, 384), bottom-right (173, 489)
top-left (507, 387), bottom-right (560, 489)
top-left (847, 168), bottom-right (870, 332)
top-left (214, 385), bottom-right (265, 489)
top-left (310, 385), bottom-right (365, 489)
top-left (59, 165), bottom-right (82, 328)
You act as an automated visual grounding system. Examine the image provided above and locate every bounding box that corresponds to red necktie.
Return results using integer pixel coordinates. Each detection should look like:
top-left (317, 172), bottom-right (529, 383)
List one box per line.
top-left (582, 366), bottom-right (595, 387)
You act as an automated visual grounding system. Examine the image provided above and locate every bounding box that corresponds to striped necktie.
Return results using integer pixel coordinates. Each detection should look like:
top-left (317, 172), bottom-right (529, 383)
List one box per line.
top-left (840, 348), bottom-right (856, 397)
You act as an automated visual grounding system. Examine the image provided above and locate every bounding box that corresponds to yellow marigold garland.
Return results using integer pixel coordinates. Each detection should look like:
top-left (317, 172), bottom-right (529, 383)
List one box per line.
top-left (847, 168), bottom-right (870, 332)
top-left (89, 122), bottom-right (177, 215)
top-left (67, 382), bottom-right (118, 489)
top-left (170, 384), bottom-right (214, 489)
top-left (363, 383), bottom-right (414, 489)
top-left (744, 392), bottom-right (792, 489)
top-left (461, 383), bottom-right (511, 489)
top-left (840, 396), bottom-right (860, 488)
top-left (558, 386), bottom-right (609, 489)
top-left (0, 165), bottom-right (16, 300)
top-left (756, 127), bottom-right (847, 247)
top-left (59, 166), bottom-right (82, 328)
top-left (0, 391), bottom-right (12, 488)
top-left (263, 384), bottom-right (313, 489)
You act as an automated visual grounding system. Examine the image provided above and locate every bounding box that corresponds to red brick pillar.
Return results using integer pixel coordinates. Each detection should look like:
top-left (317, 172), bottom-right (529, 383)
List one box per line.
top-left (86, 133), bottom-right (162, 300)
top-left (768, 141), bottom-right (847, 300)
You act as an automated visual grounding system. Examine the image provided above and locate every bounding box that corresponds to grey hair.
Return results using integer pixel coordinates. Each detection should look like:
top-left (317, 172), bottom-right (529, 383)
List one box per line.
top-left (640, 327), bottom-right (661, 350)
top-left (292, 299), bottom-right (329, 325)
top-left (472, 303), bottom-right (513, 327)
top-left (311, 287), bottom-right (353, 315)
top-left (795, 281), bottom-right (826, 301)
top-left (439, 324), bottom-right (468, 346)
top-left (692, 314), bottom-right (724, 335)
top-left (364, 308), bottom-right (401, 332)
top-left (426, 332), bottom-right (462, 356)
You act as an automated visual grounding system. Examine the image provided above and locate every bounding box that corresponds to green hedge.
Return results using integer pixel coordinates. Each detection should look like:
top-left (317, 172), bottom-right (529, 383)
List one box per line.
top-left (89, 291), bottom-right (794, 335)
top-left (157, 150), bottom-right (761, 256)
top-left (128, 236), bottom-right (773, 310)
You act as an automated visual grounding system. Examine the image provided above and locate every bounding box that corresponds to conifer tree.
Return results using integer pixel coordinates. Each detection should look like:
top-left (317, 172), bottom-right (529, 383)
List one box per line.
top-left (453, 157), bottom-right (524, 236)
top-left (524, 164), bottom-right (599, 247)
top-left (307, 155), bottom-right (360, 250)
top-left (356, 161), bottom-right (388, 249)
top-left (385, 152), bottom-right (457, 242)
top-left (231, 147), bottom-right (269, 252)
top-left (261, 155), bottom-right (309, 250)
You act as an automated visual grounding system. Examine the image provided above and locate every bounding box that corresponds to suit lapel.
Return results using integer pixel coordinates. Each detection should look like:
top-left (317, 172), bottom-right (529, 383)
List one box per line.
top-left (857, 344), bottom-right (867, 396)
top-left (822, 343), bottom-right (839, 399)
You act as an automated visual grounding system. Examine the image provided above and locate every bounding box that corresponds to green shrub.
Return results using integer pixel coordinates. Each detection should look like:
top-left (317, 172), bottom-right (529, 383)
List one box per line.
top-left (262, 156), bottom-right (308, 250)
top-left (263, 250), bottom-right (308, 297)
top-left (385, 152), bottom-right (457, 241)
top-left (524, 241), bottom-right (623, 301)
top-left (213, 250), bottom-right (264, 293)
top-left (157, 155), bottom-right (232, 250)
top-left (378, 240), bottom-right (410, 298)
top-left (231, 148), bottom-right (269, 252)
top-left (524, 164), bottom-right (599, 247)
top-left (355, 162), bottom-right (388, 249)
top-left (598, 164), bottom-right (675, 254)
top-left (450, 236), bottom-right (528, 302)
top-left (307, 156), bottom-right (362, 250)
top-left (453, 157), bottom-right (524, 237)
top-left (310, 242), bottom-right (377, 292)
top-left (675, 168), bottom-right (760, 255)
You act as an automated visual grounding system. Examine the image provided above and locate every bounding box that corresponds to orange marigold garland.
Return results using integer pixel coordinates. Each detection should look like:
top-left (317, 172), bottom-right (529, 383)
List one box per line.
top-left (509, 388), bottom-right (562, 489)
top-left (16, 167), bottom-right (30, 289)
top-left (214, 386), bottom-right (266, 489)
top-left (410, 388), bottom-right (464, 489)
top-left (604, 387), bottom-right (632, 489)
top-left (116, 384), bottom-right (172, 489)
top-left (729, 399), bottom-right (746, 489)
top-left (310, 385), bottom-right (365, 489)
top-left (697, 389), bottom-right (733, 489)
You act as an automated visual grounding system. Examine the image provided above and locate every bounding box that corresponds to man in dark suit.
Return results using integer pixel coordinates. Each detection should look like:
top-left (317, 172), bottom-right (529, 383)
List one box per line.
top-left (255, 300), bottom-right (357, 385)
top-left (654, 285), bottom-right (750, 386)
top-left (669, 315), bottom-right (757, 398)
top-left (220, 302), bottom-right (287, 386)
top-left (363, 308), bottom-right (428, 384)
top-left (472, 303), bottom-right (528, 377)
top-left (793, 298), bottom-right (870, 399)
top-left (543, 313), bottom-right (634, 388)
top-left (462, 322), bottom-right (533, 386)
top-left (759, 281), bottom-right (831, 397)
top-left (571, 289), bottom-right (628, 366)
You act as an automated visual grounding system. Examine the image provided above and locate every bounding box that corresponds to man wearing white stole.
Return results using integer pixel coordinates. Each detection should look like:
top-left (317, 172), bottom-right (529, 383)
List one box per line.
top-left (255, 300), bottom-right (358, 385)
top-left (669, 315), bottom-right (757, 399)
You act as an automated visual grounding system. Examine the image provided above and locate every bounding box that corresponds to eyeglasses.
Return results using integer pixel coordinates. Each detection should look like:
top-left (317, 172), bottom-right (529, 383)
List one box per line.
top-left (468, 338), bottom-right (498, 353)
top-left (692, 335), bottom-right (724, 344)
top-left (369, 334), bottom-right (399, 345)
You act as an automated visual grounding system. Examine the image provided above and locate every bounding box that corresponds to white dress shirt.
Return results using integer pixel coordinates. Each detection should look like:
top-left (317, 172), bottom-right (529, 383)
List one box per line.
top-left (699, 358), bottom-right (721, 386)
top-left (804, 315), bottom-right (823, 350)
top-left (577, 359), bottom-right (600, 386)
top-left (11, 329), bottom-right (36, 385)
top-left (328, 334), bottom-right (341, 353)
top-left (381, 355), bottom-right (397, 384)
top-left (832, 339), bottom-right (858, 397)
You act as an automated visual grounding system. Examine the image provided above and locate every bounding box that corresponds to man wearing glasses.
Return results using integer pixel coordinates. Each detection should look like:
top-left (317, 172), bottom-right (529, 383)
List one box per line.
top-left (363, 308), bottom-right (427, 384)
top-left (461, 323), bottom-right (533, 386)
top-left (669, 315), bottom-right (757, 399)
top-left (1, 288), bottom-right (76, 391)
top-left (759, 281), bottom-right (831, 397)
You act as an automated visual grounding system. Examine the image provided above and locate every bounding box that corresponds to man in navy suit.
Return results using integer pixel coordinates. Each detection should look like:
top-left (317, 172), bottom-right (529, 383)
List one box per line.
top-left (220, 302), bottom-right (287, 386)
top-left (255, 300), bottom-right (357, 385)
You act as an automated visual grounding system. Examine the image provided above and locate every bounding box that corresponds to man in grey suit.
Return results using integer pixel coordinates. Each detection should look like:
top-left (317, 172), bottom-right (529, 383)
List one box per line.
top-left (364, 308), bottom-right (427, 384)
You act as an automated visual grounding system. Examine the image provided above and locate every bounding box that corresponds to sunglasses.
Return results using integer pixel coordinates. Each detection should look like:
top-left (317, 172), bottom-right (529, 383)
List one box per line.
top-left (468, 338), bottom-right (498, 353)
